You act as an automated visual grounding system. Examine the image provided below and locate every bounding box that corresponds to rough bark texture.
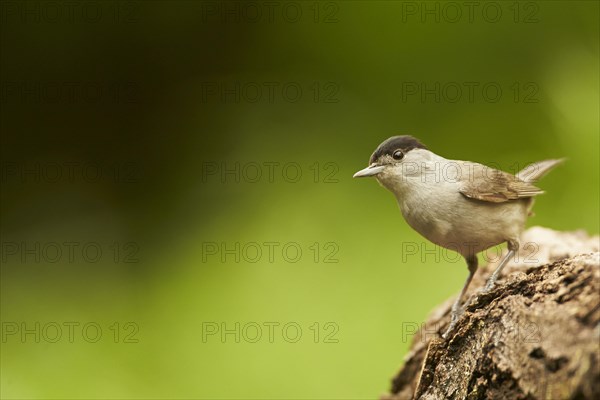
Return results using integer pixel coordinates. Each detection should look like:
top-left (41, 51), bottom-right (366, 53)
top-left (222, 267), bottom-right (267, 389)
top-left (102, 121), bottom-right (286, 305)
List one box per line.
top-left (383, 227), bottom-right (600, 400)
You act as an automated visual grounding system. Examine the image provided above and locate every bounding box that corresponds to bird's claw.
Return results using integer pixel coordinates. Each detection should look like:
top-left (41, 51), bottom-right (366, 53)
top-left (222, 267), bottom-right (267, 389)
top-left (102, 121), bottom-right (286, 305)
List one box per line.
top-left (443, 307), bottom-right (463, 339)
top-left (442, 320), bottom-right (456, 339)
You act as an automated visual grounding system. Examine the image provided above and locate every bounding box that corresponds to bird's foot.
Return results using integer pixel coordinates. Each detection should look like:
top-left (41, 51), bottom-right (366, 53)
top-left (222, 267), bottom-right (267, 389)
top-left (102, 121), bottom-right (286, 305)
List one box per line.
top-left (442, 307), bottom-right (463, 339)
top-left (482, 277), bottom-right (497, 294)
top-left (442, 319), bottom-right (457, 339)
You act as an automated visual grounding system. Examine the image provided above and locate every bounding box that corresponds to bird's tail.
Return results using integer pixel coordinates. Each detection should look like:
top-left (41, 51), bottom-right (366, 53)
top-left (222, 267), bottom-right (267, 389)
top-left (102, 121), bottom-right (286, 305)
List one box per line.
top-left (516, 158), bottom-right (565, 183)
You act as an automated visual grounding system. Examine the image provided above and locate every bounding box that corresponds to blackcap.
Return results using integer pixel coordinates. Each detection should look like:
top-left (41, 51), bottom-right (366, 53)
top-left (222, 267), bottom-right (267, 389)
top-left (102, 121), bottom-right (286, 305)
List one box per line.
top-left (354, 135), bottom-right (563, 338)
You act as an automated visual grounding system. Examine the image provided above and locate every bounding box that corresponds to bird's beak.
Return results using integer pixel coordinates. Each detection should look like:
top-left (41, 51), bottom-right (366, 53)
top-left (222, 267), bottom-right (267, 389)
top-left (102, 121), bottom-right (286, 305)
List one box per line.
top-left (353, 164), bottom-right (385, 178)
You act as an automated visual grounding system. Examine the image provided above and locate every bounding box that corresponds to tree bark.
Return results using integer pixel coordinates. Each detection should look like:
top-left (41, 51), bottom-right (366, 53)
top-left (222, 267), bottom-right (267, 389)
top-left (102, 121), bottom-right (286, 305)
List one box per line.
top-left (383, 227), bottom-right (600, 400)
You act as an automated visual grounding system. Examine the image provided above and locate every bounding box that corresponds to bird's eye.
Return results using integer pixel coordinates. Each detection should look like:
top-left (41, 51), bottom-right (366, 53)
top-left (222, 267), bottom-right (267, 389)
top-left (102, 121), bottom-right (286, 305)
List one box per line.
top-left (392, 150), bottom-right (404, 160)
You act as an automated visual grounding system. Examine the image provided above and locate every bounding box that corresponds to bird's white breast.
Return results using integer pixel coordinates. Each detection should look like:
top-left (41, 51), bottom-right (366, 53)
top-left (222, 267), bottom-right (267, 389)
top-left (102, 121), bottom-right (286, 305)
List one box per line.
top-left (375, 150), bottom-right (528, 256)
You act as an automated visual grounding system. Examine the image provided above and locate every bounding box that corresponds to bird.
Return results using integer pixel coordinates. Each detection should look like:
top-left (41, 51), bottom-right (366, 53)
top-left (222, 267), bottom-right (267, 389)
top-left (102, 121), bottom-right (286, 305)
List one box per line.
top-left (353, 135), bottom-right (563, 338)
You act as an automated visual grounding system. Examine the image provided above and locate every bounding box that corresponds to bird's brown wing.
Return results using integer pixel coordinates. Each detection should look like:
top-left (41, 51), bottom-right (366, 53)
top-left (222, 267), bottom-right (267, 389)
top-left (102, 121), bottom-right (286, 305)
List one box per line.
top-left (458, 162), bottom-right (544, 203)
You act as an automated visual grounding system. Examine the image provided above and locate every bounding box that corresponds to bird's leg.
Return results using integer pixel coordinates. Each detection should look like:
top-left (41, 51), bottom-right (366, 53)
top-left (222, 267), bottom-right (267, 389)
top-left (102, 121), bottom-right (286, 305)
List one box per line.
top-left (443, 255), bottom-right (478, 339)
top-left (483, 240), bottom-right (519, 293)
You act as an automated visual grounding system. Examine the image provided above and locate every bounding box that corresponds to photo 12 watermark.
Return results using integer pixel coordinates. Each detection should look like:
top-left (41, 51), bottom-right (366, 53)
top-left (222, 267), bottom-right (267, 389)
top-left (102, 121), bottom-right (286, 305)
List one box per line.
top-left (198, 81), bottom-right (340, 104)
top-left (400, 81), bottom-right (540, 104)
top-left (400, 241), bottom-right (541, 265)
top-left (198, 1), bottom-right (340, 23)
top-left (0, 81), bottom-right (142, 104)
top-left (378, 160), bottom-right (548, 186)
top-left (200, 241), bottom-right (339, 264)
top-left (399, 2), bottom-right (540, 24)
top-left (0, 1), bottom-right (141, 24)
top-left (201, 321), bottom-right (339, 343)
top-left (2, 321), bottom-right (140, 343)
top-left (400, 320), bottom-right (541, 344)
top-left (1, 241), bottom-right (140, 264)
top-left (1, 161), bottom-right (142, 184)
top-left (201, 161), bottom-right (339, 184)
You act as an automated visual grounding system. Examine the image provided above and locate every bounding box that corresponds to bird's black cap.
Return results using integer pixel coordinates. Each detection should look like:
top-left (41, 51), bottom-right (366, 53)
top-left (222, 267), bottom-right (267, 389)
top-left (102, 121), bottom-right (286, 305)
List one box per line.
top-left (369, 135), bottom-right (428, 164)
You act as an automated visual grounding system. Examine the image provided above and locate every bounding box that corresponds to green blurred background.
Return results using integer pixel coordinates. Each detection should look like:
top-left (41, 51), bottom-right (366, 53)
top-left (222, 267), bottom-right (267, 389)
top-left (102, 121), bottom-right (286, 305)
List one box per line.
top-left (1, 1), bottom-right (598, 399)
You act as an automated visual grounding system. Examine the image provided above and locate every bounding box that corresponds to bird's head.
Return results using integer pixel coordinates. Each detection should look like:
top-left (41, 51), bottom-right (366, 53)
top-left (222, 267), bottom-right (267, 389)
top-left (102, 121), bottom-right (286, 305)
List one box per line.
top-left (353, 136), bottom-right (429, 188)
